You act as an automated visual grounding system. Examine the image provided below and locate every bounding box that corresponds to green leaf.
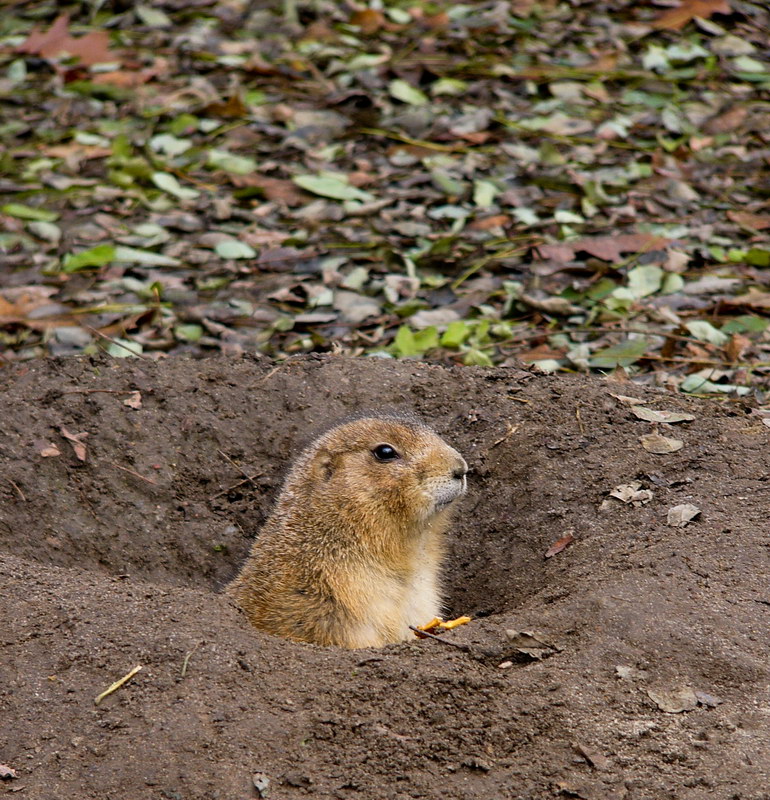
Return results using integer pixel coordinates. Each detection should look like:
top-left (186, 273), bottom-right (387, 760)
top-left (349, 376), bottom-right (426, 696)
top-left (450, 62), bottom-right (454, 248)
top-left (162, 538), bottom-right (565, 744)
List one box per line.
top-left (463, 348), bottom-right (494, 367)
top-left (2, 203), bottom-right (59, 222)
top-left (62, 244), bottom-right (116, 273)
top-left (174, 324), bottom-right (203, 342)
top-left (215, 240), bottom-right (256, 259)
top-left (207, 149), bottom-right (258, 175)
top-left (473, 180), bottom-right (498, 208)
top-left (393, 325), bottom-right (419, 357)
top-left (293, 173), bottom-right (373, 202)
top-left (441, 320), bottom-right (471, 348)
top-left (388, 79), bottom-right (428, 106)
top-left (685, 321), bottom-right (728, 346)
top-left (627, 265), bottom-right (663, 298)
top-left (413, 327), bottom-right (439, 352)
top-left (722, 315), bottom-right (769, 334)
top-left (105, 338), bottom-right (143, 358)
top-left (151, 172), bottom-right (200, 200)
top-left (746, 248), bottom-right (770, 267)
top-left (680, 374), bottom-right (750, 395)
top-left (113, 246), bottom-right (182, 267)
top-left (589, 338), bottom-right (649, 368)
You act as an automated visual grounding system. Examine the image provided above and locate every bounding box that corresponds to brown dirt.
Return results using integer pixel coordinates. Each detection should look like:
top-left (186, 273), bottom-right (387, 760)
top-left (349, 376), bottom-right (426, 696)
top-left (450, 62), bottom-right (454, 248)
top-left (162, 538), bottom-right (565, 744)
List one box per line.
top-left (1, 354), bottom-right (769, 800)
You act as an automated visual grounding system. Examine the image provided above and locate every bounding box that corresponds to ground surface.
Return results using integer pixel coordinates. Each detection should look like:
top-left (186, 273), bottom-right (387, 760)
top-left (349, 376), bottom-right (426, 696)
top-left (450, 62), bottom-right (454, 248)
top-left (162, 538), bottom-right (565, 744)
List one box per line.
top-left (1, 354), bottom-right (769, 799)
top-left (2, 0), bottom-right (770, 391)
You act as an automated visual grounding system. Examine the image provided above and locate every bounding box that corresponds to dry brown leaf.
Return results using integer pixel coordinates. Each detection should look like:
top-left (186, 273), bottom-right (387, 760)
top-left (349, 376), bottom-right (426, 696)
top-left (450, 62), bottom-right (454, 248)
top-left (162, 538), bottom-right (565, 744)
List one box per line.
top-left (640, 433), bottom-right (684, 454)
top-left (204, 94), bottom-right (247, 119)
top-left (349, 8), bottom-right (385, 34)
top-left (19, 13), bottom-right (112, 66)
top-left (545, 531), bottom-right (575, 558)
top-left (667, 503), bottom-right (701, 527)
top-left (647, 685), bottom-right (698, 713)
top-left (0, 764), bottom-right (17, 780)
top-left (704, 104), bottom-right (747, 134)
top-left (726, 210), bottom-right (770, 231)
top-left (35, 440), bottom-right (61, 458)
top-left (631, 406), bottom-right (695, 424)
top-left (123, 391), bottom-right (142, 409)
top-left (725, 333), bottom-right (751, 363)
top-left (652, 0), bottom-right (731, 31)
top-left (60, 426), bottom-right (88, 462)
top-left (721, 288), bottom-right (770, 311)
top-left (535, 233), bottom-right (670, 265)
top-left (228, 175), bottom-right (309, 207)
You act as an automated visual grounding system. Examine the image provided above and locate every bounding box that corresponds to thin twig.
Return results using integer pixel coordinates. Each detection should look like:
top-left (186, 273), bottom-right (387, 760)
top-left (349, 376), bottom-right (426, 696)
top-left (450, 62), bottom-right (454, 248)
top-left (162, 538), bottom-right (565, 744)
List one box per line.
top-left (7, 479), bottom-right (26, 502)
top-left (94, 664), bottom-right (142, 706)
top-left (210, 473), bottom-right (262, 500)
top-left (83, 325), bottom-right (151, 361)
top-left (490, 423), bottom-right (519, 449)
top-left (575, 406), bottom-right (585, 435)
top-left (181, 642), bottom-right (201, 678)
top-left (409, 625), bottom-right (470, 652)
top-left (217, 449), bottom-right (258, 483)
top-left (108, 462), bottom-right (158, 486)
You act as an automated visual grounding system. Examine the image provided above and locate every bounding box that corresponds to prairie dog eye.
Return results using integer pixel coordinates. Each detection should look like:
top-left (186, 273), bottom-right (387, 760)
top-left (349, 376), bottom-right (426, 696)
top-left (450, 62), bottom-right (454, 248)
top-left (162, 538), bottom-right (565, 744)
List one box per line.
top-left (372, 444), bottom-right (400, 462)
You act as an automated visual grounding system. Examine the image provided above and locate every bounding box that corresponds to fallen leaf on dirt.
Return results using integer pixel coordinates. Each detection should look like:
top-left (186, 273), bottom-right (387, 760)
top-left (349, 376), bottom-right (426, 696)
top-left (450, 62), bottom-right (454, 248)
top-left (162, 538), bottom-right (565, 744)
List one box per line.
top-left (667, 503), bottom-right (701, 527)
top-left (721, 288), bottom-right (770, 311)
top-left (615, 665), bottom-right (648, 681)
top-left (252, 772), bottom-right (270, 798)
top-left (349, 8), bottom-right (385, 34)
top-left (573, 744), bottom-right (610, 771)
top-left (609, 482), bottom-right (653, 505)
top-left (35, 440), bottom-right (61, 458)
top-left (19, 13), bottom-right (112, 66)
top-left (0, 764), bottom-right (17, 780)
top-left (695, 690), bottom-right (723, 707)
top-left (545, 531), bottom-right (575, 558)
top-left (726, 211), bottom-right (770, 232)
top-left (60, 427), bottom-right (88, 461)
top-left (652, 0), bottom-right (731, 31)
top-left (631, 407), bottom-right (695, 424)
top-left (504, 630), bottom-right (561, 660)
top-left (647, 685), bottom-right (698, 713)
top-left (640, 433), bottom-right (684, 454)
top-left (610, 394), bottom-right (649, 405)
top-left (123, 392), bottom-right (142, 409)
top-left (536, 233), bottom-right (670, 264)
top-left (725, 333), bottom-right (751, 364)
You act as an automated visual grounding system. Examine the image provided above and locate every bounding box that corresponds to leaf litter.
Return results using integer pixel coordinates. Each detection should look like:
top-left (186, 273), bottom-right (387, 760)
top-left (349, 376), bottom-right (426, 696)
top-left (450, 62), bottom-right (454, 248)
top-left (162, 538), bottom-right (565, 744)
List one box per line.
top-left (0, 0), bottom-right (769, 405)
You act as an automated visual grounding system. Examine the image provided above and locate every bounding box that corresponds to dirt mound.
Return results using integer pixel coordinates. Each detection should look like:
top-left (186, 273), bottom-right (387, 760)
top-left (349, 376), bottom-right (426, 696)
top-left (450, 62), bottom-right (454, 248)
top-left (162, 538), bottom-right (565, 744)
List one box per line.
top-left (1, 355), bottom-right (769, 799)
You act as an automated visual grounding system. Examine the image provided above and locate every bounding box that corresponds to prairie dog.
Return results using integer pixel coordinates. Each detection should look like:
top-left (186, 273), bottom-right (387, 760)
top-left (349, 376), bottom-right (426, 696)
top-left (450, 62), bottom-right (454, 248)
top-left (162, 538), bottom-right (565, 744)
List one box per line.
top-left (227, 416), bottom-right (467, 648)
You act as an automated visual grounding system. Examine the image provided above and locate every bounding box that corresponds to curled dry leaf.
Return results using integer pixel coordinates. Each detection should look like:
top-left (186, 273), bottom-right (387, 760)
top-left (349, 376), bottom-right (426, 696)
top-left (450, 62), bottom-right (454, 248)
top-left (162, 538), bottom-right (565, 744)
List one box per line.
top-left (667, 503), bottom-right (701, 527)
top-left (610, 394), bottom-right (649, 405)
top-left (573, 744), bottom-right (610, 772)
top-left (640, 433), bottom-right (684, 454)
top-left (35, 440), bottom-right (61, 458)
top-left (609, 481), bottom-right (653, 505)
top-left (647, 686), bottom-right (698, 713)
top-left (545, 531), bottom-right (575, 558)
top-left (59, 426), bottom-right (88, 461)
top-left (631, 406), bottom-right (695, 424)
top-left (504, 630), bottom-right (561, 660)
top-left (0, 764), bottom-right (17, 780)
top-left (123, 391), bottom-right (142, 409)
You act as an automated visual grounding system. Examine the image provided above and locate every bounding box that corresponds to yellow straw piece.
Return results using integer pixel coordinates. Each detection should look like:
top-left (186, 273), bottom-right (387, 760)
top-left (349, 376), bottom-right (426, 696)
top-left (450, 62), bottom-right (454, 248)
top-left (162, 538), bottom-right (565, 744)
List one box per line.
top-left (94, 664), bottom-right (143, 706)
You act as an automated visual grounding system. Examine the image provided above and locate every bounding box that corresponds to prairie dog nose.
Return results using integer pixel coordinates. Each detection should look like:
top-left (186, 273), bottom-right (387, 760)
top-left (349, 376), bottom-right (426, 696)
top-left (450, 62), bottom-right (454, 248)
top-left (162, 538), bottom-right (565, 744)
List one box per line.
top-left (452, 458), bottom-right (468, 480)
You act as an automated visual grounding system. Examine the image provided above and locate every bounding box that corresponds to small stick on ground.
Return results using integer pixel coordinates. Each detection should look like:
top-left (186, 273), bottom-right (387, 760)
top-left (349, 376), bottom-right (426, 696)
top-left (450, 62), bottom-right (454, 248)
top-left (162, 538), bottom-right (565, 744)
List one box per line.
top-left (108, 462), bottom-right (158, 486)
top-left (7, 479), bottom-right (26, 502)
top-left (83, 325), bottom-right (151, 361)
top-left (94, 664), bottom-right (143, 706)
top-left (409, 625), bottom-right (470, 652)
top-left (181, 642), bottom-right (202, 678)
top-left (575, 406), bottom-right (585, 435)
top-left (491, 423), bottom-right (519, 449)
top-left (210, 473), bottom-right (262, 500)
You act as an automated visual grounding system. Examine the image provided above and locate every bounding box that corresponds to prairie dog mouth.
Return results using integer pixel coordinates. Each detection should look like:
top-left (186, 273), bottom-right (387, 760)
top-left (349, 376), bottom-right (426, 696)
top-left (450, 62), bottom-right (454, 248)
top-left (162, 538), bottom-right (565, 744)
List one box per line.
top-left (432, 475), bottom-right (467, 511)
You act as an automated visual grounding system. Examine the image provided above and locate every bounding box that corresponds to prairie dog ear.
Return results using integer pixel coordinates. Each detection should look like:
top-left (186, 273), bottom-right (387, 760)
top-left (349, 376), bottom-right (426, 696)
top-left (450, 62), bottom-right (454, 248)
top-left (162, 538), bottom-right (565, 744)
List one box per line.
top-left (308, 448), bottom-right (334, 483)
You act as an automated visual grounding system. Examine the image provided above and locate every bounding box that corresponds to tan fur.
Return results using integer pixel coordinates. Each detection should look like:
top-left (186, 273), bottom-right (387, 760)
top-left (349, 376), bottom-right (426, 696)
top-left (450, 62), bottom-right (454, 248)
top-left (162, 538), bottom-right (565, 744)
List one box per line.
top-left (226, 416), bottom-right (467, 648)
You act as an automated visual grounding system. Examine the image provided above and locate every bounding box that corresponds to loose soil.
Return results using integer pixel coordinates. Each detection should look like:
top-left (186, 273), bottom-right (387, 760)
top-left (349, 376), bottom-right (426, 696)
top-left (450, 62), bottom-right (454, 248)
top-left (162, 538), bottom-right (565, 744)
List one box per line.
top-left (1, 355), bottom-right (769, 800)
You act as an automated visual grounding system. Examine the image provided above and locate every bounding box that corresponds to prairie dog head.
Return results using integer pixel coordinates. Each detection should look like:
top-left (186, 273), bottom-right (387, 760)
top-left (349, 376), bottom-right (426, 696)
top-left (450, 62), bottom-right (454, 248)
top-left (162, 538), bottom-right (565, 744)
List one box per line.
top-left (287, 416), bottom-right (467, 524)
